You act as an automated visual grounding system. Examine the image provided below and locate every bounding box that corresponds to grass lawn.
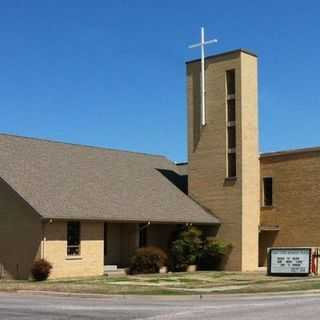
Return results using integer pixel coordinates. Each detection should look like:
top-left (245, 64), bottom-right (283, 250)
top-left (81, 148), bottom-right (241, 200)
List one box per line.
top-left (1, 271), bottom-right (320, 295)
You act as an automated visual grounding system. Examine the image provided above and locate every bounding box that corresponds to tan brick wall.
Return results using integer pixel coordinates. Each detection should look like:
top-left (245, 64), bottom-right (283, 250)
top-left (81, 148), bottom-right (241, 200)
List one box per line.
top-left (0, 179), bottom-right (42, 279)
top-left (187, 51), bottom-right (259, 271)
top-left (43, 220), bottom-right (104, 278)
top-left (259, 151), bottom-right (320, 264)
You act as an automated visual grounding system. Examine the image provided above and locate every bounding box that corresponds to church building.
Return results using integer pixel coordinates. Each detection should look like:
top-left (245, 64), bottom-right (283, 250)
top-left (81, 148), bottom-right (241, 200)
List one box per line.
top-left (1, 48), bottom-right (319, 279)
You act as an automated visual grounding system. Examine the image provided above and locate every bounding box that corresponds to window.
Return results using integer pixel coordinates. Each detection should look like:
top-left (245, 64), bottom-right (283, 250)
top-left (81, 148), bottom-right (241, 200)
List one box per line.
top-left (139, 223), bottom-right (148, 248)
top-left (263, 177), bottom-right (273, 206)
top-left (226, 69), bottom-right (236, 178)
top-left (67, 221), bottom-right (80, 256)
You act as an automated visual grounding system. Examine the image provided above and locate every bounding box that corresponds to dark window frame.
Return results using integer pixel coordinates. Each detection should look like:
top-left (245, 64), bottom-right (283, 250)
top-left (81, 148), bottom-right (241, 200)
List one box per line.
top-left (67, 221), bottom-right (81, 256)
top-left (263, 177), bottom-right (273, 207)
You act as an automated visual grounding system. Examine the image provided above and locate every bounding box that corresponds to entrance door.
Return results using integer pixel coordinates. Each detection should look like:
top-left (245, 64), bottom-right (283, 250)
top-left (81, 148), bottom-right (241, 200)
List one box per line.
top-left (104, 223), bottom-right (138, 267)
top-left (259, 231), bottom-right (277, 267)
top-left (104, 223), bottom-right (107, 265)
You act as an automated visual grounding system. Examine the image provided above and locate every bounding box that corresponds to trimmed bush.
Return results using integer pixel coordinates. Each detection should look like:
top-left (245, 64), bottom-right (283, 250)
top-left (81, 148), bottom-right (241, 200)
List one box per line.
top-left (31, 259), bottom-right (52, 281)
top-left (170, 227), bottom-right (203, 271)
top-left (128, 246), bottom-right (168, 275)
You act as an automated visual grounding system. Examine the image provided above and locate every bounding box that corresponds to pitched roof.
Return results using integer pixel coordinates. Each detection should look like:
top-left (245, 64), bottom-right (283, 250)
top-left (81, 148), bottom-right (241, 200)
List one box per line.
top-left (0, 134), bottom-right (218, 225)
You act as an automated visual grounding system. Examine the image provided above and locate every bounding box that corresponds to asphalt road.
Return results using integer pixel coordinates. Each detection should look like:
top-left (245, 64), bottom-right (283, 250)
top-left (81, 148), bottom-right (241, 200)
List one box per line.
top-left (0, 291), bottom-right (319, 319)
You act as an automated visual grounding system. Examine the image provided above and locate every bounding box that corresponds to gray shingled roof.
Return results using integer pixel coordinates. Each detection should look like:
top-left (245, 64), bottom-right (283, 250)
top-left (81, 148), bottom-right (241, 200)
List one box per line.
top-left (0, 134), bottom-right (219, 224)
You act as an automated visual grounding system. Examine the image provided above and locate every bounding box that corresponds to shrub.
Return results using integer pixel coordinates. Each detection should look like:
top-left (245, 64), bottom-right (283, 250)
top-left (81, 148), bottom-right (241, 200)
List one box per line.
top-left (199, 239), bottom-right (232, 270)
top-left (31, 259), bottom-right (52, 281)
top-left (170, 227), bottom-right (203, 271)
top-left (170, 226), bottom-right (233, 271)
top-left (128, 246), bottom-right (168, 275)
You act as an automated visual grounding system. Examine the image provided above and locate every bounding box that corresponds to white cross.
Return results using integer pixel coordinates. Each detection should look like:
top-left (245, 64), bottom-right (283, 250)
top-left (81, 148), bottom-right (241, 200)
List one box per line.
top-left (189, 27), bottom-right (218, 126)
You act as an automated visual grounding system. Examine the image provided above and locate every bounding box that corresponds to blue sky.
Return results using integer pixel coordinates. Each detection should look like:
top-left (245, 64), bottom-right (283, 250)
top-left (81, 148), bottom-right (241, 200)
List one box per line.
top-left (0, 1), bottom-right (319, 162)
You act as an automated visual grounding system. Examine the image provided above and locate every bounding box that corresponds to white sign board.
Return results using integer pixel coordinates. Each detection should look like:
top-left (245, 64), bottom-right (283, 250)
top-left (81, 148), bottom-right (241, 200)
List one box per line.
top-left (269, 248), bottom-right (310, 275)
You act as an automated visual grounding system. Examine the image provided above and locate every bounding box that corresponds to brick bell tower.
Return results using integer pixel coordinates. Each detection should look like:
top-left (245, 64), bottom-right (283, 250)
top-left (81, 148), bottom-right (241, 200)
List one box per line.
top-left (187, 49), bottom-right (260, 271)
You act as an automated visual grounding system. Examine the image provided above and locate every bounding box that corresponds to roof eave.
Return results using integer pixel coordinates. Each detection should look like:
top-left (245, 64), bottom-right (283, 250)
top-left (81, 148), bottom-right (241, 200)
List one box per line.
top-left (40, 216), bottom-right (219, 225)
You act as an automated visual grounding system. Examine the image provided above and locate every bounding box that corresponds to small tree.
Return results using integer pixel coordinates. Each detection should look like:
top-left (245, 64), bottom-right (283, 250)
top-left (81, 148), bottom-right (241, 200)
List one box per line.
top-left (170, 227), bottom-right (203, 271)
top-left (170, 227), bottom-right (232, 271)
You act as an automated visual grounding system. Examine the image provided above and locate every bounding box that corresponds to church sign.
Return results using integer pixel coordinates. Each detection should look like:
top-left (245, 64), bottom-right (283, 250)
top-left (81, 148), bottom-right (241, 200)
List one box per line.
top-left (268, 248), bottom-right (311, 275)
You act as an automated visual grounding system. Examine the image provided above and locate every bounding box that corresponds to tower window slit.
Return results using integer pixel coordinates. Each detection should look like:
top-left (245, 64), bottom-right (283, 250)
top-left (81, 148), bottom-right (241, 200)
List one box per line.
top-left (226, 69), bottom-right (235, 95)
top-left (228, 126), bottom-right (236, 149)
top-left (227, 99), bottom-right (236, 122)
top-left (228, 153), bottom-right (237, 178)
top-left (226, 69), bottom-right (236, 178)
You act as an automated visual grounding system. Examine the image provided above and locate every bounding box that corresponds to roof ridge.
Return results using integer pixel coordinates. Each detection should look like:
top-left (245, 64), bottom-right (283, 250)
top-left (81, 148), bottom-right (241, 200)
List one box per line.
top-left (0, 132), bottom-right (167, 160)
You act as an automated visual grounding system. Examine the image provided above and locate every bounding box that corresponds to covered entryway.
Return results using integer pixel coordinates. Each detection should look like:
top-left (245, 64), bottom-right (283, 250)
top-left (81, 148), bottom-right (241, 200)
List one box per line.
top-left (103, 222), bottom-right (181, 271)
top-left (103, 222), bottom-right (218, 272)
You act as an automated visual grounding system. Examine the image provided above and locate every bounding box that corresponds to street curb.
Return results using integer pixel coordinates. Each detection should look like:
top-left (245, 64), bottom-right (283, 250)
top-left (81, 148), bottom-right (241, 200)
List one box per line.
top-left (14, 289), bottom-right (320, 300)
